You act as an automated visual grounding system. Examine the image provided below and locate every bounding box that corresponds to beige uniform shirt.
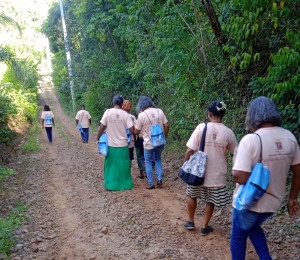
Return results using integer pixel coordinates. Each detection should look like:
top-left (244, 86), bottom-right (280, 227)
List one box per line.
top-left (187, 122), bottom-right (238, 187)
top-left (135, 107), bottom-right (168, 150)
top-left (233, 127), bottom-right (300, 213)
top-left (41, 111), bottom-right (54, 127)
top-left (100, 108), bottom-right (134, 147)
top-left (75, 110), bottom-right (91, 128)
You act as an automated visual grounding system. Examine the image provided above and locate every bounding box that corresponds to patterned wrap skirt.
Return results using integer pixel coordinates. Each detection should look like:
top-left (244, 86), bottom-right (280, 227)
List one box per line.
top-left (104, 146), bottom-right (133, 191)
top-left (186, 185), bottom-right (230, 208)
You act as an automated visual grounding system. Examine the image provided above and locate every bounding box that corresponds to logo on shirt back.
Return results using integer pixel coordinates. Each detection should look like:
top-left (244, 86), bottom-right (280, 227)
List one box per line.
top-left (213, 132), bottom-right (217, 141)
top-left (275, 139), bottom-right (283, 150)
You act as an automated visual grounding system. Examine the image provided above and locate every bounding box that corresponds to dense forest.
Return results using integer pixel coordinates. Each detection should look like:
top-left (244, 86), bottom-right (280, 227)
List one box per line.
top-left (41, 0), bottom-right (300, 142)
top-left (1, 0), bottom-right (299, 151)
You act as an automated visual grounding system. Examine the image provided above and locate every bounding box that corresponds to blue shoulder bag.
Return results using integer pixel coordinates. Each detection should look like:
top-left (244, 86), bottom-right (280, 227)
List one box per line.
top-left (234, 133), bottom-right (270, 210)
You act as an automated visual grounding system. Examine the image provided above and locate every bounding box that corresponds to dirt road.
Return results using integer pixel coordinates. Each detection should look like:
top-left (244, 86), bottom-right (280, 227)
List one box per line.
top-left (6, 76), bottom-right (299, 260)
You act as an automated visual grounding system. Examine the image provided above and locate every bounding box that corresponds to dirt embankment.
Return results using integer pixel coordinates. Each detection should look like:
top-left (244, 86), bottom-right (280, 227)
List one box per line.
top-left (1, 76), bottom-right (299, 260)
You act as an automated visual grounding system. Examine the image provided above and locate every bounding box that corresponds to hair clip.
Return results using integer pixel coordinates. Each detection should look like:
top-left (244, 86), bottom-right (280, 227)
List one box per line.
top-left (216, 101), bottom-right (226, 111)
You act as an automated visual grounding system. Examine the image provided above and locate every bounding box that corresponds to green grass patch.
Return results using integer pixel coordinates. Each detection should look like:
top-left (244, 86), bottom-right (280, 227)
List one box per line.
top-left (0, 203), bottom-right (28, 256)
top-left (20, 123), bottom-right (40, 153)
top-left (55, 120), bottom-right (71, 143)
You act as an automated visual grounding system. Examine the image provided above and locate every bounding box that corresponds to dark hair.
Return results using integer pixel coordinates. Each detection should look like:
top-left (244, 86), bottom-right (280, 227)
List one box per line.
top-left (112, 95), bottom-right (124, 106)
top-left (44, 104), bottom-right (50, 111)
top-left (208, 100), bottom-right (226, 117)
top-left (80, 104), bottom-right (85, 109)
top-left (245, 96), bottom-right (281, 131)
top-left (136, 96), bottom-right (155, 113)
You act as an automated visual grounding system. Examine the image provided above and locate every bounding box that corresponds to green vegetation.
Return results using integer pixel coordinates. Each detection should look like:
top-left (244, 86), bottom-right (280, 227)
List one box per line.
top-left (20, 123), bottom-right (41, 154)
top-left (0, 0), bottom-right (50, 148)
top-left (0, 167), bottom-right (13, 181)
top-left (0, 204), bottom-right (28, 256)
top-left (42, 0), bottom-right (299, 142)
top-left (0, 1), bottom-right (52, 256)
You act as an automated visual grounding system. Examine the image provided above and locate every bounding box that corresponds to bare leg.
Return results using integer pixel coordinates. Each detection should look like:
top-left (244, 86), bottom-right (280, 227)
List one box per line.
top-left (187, 197), bottom-right (197, 222)
top-left (203, 202), bottom-right (214, 228)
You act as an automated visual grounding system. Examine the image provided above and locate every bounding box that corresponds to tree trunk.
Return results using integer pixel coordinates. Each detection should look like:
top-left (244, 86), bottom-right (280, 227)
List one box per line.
top-left (201, 0), bottom-right (227, 45)
top-left (59, 0), bottom-right (75, 111)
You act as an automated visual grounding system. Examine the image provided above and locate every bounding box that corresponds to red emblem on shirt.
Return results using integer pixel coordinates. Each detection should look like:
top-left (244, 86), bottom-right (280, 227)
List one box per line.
top-left (213, 132), bottom-right (217, 140)
top-left (275, 140), bottom-right (283, 150)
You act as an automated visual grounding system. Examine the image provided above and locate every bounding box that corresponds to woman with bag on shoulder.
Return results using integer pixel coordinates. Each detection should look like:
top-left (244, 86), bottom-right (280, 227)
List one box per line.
top-left (134, 96), bottom-right (169, 189)
top-left (231, 96), bottom-right (300, 260)
top-left (183, 100), bottom-right (238, 236)
top-left (41, 104), bottom-right (55, 144)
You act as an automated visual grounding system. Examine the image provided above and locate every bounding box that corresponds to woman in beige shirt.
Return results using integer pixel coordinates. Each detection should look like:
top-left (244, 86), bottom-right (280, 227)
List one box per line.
top-left (183, 100), bottom-right (237, 236)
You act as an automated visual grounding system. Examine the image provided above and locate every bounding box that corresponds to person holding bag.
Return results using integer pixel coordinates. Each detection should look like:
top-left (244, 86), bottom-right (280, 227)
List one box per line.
top-left (231, 96), bottom-right (300, 260)
top-left (97, 95), bottom-right (135, 191)
top-left (183, 100), bottom-right (237, 236)
top-left (75, 104), bottom-right (92, 143)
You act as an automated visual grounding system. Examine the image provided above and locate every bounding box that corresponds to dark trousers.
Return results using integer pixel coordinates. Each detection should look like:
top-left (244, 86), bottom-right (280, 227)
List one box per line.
top-left (45, 127), bottom-right (52, 143)
top-left (81, 128), bottom-right (89, 143)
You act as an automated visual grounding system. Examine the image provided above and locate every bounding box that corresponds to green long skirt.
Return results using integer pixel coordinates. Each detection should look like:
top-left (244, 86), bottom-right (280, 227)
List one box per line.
top-left (104, 146), bottom-right (133, 191)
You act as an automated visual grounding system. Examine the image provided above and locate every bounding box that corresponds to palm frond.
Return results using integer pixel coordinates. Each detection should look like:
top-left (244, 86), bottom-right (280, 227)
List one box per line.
top-left (0, 46), bottom-right (25, 81)
top-left (0, 12), bottom-right (22, 36)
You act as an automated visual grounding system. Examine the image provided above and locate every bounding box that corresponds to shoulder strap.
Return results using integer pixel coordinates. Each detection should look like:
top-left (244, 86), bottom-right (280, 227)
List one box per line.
top-left (253, 132), bottom-right (263, 162)
top-left (144, 111), bottom-right (153, 125)
top-left (199, 123), bottom-right (207, 152)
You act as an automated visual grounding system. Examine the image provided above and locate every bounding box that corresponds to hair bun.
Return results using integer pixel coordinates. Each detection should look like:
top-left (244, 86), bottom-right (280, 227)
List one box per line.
top-left (216, 101), bottom-right (226, 111)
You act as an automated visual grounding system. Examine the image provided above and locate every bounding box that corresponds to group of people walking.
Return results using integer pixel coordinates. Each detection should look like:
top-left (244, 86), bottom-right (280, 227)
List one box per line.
top-left (96, 95), bottom-right (169, 191)
top-left (41, 95), bottom-right (300, 260)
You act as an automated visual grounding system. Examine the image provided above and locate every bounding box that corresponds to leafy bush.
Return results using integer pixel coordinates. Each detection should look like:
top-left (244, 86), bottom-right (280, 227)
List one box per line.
top-left (0, 167), bottom-right (13, 180)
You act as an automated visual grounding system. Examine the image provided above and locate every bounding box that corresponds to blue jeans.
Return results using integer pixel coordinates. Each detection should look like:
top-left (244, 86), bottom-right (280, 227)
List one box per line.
top-left (230, 208), bottom-right (273, 260)
top-left (81, 128), bottom-right (89, 143)
top-left (144, 145), bottom-right (164, 186)
top-left (45, 127), bottom-right (52, 143)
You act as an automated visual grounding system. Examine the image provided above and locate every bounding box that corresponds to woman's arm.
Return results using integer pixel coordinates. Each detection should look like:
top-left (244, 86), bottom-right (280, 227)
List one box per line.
top-left (96, 123), bottom-right (106, 141)
top-left (163, 122), bottom-right (169, 139)
top-left (184, 148), bottom-right (195, 162)
top-left (232, 170), bottom-right (251, 184)
top-left (288, 163), bottom-right (300, 218)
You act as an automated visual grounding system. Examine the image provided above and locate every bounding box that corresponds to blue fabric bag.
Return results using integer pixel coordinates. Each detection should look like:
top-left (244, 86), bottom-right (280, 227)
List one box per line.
top-left (126, 127), bottom-right (131, 144)
top-left (150, 124), bottom-right (166, 147)
top-left (77, 122), bottom-right (83, 133)
top-left (234, 133), bottom-right (270, 210)
top-left (98, 133), bottom-right (108, 157)
top-left (45, 113), bottom-right (52, 125)
top-left (145, 110), bottom-right (166, 147)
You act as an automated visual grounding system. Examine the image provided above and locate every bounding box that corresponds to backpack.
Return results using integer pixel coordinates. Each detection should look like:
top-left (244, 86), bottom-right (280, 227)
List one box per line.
top-left (145, 109), bottom-right (166, 147)
top-left (45, 112), bottom-right (52, 125)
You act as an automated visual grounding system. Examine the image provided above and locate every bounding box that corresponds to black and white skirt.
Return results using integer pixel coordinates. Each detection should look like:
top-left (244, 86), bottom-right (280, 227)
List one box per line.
top-left (186, 185), bottom-right (230, 208)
